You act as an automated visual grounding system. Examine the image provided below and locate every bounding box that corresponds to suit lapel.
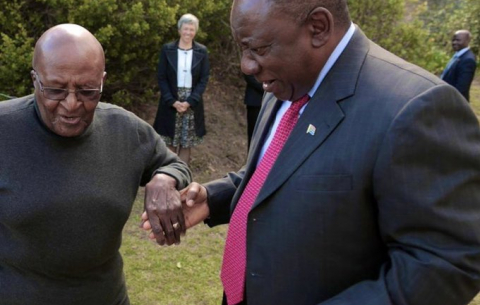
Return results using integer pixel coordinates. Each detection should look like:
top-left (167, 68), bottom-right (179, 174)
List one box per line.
top-left (191, 42), bottom-right (205, 71)
top-left (165, 44), bottom-right (178, 73)
top-left (246, 93), bottom-right (281, 170)
top-left (251, 26), bottom-right (370, 209)
top-left (228, 94), bottom-right (281, 210)
top-left (253, 83), bottom-right (345, 207)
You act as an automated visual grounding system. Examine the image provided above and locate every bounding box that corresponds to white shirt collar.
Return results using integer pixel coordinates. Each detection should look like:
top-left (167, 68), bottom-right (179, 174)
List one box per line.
top-left (455, 47), bottom-right (470, 58)
top-left (305, 22), bottom-right (356, 99)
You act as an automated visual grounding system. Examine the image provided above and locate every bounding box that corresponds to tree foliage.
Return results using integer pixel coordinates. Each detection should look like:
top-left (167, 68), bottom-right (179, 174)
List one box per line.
top-left (0, 0), bottom-right (232, 105)
top-left (419, 0), bottom-right (480, 55)
top-left (349, 0), bottom-right (450, 74)
top-left (0, 0), bottom-right (478, 104)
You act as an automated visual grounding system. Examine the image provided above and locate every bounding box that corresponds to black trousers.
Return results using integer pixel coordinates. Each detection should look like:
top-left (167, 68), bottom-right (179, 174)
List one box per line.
top-left (222, 292), bottom-right (247, 305)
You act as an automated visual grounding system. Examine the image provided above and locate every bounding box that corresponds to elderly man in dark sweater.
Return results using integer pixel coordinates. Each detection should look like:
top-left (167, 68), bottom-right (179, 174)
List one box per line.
top-left (0, 24), bottom-right (191, 305)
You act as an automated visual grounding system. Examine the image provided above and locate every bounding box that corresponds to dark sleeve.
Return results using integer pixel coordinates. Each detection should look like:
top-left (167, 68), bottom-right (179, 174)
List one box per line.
top-left (320, 85), bottom-right (480, 305)
top-left (244, 74), bottom-right (264, 94)
top-left (203, 166), bottom-right (247, 227)
top-left (138, 117), bottom-right (192, 189)
top-left (186, 48), bottom-right (210, 108)
top-left (157, 45), bottom-right (176, 107)
top-left (454, 58), bottom-right (477, 99)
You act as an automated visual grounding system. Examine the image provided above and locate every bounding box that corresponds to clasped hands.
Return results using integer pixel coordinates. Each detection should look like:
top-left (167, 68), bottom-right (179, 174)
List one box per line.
top-left (142, 176), bottom-right (209, 246)
top-left (173, 100), bottom-right (190, 114)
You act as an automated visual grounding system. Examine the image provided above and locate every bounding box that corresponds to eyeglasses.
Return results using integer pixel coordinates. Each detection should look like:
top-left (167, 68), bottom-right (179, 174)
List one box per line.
top-left (33, 70), bottom-right (103, 102)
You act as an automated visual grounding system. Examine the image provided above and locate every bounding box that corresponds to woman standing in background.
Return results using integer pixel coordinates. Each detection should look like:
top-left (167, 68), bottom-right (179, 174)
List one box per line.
top-left (153, 13), bottom-right (209, 164)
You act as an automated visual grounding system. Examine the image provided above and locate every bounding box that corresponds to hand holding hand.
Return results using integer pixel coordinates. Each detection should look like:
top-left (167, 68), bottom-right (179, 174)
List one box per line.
top-left (143, 174), bottom-right (185, 246)
top-left (173, 101), bottom-right (184, 113)
top-left (141, 182), bottom-right (210, 242)
top-left (180, 101), bottom-right (190, 112)
top-left (181, 182), bottom-right (207, 208)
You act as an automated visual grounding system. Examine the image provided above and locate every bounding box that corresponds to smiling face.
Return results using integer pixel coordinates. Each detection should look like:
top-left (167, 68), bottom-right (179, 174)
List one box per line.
top-left (179, 22), bottom-right (197, 46)
top-left (231, 0), bottom-right (321, 101)
top-left (32, 25), bottom-right (105, 137)
top-left (452, 31), bottom-right (470, 52)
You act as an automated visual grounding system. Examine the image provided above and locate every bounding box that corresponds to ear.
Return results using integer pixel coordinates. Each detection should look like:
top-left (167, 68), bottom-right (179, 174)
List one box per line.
top-left (102, 71), bottom-right (107, 83)
top-left (30, 70), bottom-right (37, 87)
top-left (307, 7), bottom-right (334, 48)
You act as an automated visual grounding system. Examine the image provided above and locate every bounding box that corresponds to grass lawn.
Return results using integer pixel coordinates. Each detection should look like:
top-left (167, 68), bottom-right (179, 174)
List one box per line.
top-left (121, 196), bottom-right (226, 305)
top-left (121, 76), bottom-right (480, 305)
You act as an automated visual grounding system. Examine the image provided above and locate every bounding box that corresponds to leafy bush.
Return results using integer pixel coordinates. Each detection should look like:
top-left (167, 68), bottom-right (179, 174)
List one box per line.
top-left (0, 0), bottom-right (232, 106)
top-left (419, 0), bottom-right (479, 56)
top-left (349, 0), bottom-right (450, 74)
top-left (0, 0), bottom-right (477, 104)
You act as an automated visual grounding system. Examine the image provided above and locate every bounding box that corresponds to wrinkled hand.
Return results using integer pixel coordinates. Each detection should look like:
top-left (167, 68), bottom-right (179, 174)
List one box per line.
top-left (144, 173), bottom-right (185, 246)
top-left (141, 182), bottom-right (209, 241)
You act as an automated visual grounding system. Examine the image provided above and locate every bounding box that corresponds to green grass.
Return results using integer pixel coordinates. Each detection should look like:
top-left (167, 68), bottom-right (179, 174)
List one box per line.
top-left (121, 195), bottom-right (226, 305)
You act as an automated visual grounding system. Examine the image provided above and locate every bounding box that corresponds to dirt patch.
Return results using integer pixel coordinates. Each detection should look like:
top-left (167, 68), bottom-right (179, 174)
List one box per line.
top-left (136, 69), bottom-right (480, 185)
top-left (138, 63), bottom-right (248, 184)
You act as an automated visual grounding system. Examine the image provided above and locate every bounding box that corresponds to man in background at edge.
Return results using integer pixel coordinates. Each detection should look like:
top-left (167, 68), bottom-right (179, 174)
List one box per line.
top-left (0, 24), bottom-right (190, 305)
top-left (243, 73), bottom-right (264, 150)
top-left (145, 0), bottom-right (480, 304)
top-left (441, 29), bottom-right (477, 101)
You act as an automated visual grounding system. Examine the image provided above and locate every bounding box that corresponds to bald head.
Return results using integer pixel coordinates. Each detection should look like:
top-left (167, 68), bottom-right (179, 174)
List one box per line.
top-left (31, 24), bottom-right (106, 138)
top-left (33, 24), bottom-right (105, 71)
top-left (452, 29), bottom-right (472, 52)
top-left (455, 30), bottom-right (472, 42)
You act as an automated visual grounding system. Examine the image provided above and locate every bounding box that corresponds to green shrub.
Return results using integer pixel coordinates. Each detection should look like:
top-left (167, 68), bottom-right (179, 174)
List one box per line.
top-left (349, 0), bottom-right (450, 74)
top-left (0, 0), bottom-right (232, 107)
top-left (1, 0), bottom-right (477, 105)
top-left (418, 0), bottom-right (479, 57)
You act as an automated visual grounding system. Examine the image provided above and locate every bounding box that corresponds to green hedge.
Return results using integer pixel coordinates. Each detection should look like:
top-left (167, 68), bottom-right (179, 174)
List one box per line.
top-left (0, 0), bottom-right (232, 105)
top-left (0, 0), bottom-right (478, 104)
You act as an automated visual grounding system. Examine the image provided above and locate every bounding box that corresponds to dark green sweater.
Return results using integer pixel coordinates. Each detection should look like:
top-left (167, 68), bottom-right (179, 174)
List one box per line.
top-left (0, 95), bottom-right (191, 305)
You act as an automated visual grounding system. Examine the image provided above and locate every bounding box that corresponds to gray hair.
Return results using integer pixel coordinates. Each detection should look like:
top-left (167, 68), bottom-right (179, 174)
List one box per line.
top-left (177, 13), bottom-right (199, 31)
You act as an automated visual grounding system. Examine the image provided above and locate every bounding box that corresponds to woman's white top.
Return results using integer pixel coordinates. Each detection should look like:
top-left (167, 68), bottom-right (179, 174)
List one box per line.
top-left (177, 48), bottom-right (193, 88)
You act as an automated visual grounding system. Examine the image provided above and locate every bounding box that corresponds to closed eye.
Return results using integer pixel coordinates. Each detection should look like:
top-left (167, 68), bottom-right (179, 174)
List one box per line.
top-left (251, 45), bottom-right (270, 56)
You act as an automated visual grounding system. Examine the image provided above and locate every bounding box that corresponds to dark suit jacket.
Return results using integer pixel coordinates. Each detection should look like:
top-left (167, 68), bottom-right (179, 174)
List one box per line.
top-left (243, 74), bottom-right (263, 107)
top-left (243, 74), bottom-right (264, 149)
top-left (441, 49), bottom-right (477, 101)
top-left (153, 40), bottom-right (209, 138)
top-left (205, 27), bottom-right (480, 305)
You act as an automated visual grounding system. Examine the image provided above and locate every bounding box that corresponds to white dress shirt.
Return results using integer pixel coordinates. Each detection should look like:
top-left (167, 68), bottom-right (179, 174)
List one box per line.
top-left (177, 48), bottom-right (193, 88)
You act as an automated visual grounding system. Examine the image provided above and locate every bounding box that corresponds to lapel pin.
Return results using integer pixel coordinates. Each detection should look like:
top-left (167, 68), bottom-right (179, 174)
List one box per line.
top-left (306, 124), bottom-right (316, 136)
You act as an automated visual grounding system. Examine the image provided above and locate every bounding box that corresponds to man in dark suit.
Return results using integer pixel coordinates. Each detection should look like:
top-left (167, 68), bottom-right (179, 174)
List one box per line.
top-left (144, 0), bottom-right (480, 304)
top-left (243, 73), bottom-right (264, 150)
top-left (441, 30), bottom-right (477, 101)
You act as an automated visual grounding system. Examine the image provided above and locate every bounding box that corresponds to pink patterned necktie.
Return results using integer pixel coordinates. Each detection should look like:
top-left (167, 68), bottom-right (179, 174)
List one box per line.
top-left (221, 94), bottom-right (310, 305)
